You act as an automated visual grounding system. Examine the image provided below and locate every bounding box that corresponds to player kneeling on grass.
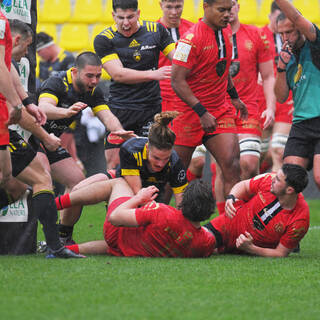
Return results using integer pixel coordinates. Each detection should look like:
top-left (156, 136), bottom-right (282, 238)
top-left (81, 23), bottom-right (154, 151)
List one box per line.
top-left (204, 164), bottom-right (310, 257)
top-left (61, 178), bottom-right (216, 257)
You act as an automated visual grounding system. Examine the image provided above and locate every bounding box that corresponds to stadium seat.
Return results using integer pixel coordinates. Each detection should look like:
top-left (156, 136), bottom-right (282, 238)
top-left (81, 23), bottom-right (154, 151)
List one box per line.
top-left (238, 0), bottom-right (259, 25)
top-left (257, 0), bottom-right (273, 26)
top-left (38, 0), bottom-right (71, 24)
top-left (70, 0), bottom-right (104, 24)
top-left (181, 1), bottom-right (197, 23)
top-left (101, 0), bottom-right (114, 25)
top-left (292, 0), bottom-right (320, 24)
top-left (37, 23), bottom-right (58, 42)
top-left (59, 23), bottom-right (90, 53)
top-left (139, 0), bottom-right (163, 21)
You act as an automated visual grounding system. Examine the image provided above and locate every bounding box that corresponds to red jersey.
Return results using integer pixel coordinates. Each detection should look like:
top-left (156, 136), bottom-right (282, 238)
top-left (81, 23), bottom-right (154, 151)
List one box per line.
top-left (172, 20), bottom-right (234, 118)
top-left (228, 24), bottom-right (272, 116)
top-left (0, 12), bottom-right (12, 103)
top-left (158, 18), bottom-right (194, 101)
top-left (211, 173), bottom-right (309, 252)
top-left (108, 200), bottom-right (215, 257)
top-left (257, 25), bottom-right (293, 123)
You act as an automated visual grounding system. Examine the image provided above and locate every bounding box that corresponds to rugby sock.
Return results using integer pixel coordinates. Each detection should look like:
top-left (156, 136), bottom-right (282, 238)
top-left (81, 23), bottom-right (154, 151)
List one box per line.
top-left (58, 224), bottom-right (74, 240)
top-left (66, 244), bottom-right (79, 254)
top-left (0, 188), bottom-right (14, 209)
top-left (210, 163), bottom-right (217, 198)
top-left (186, 169), bottom-right (198, 182)
top-left (259, 159), bottom-right (272, 174)
top-left (32, 191), bottom-right (61, 251)
top-left (216, 202), bottom-right (225, 216)
top-left (55, 193), bottom-right (71, 210)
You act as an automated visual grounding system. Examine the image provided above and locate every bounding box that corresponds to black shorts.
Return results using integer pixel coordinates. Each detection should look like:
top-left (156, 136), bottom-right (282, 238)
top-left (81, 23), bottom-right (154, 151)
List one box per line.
top-left (9, 130), bottom-right (36, 177)
top-left (284, 117), bottom-right (320, 160)
top-left (39, 145), bottom-right (71, 165)
top-left (104, 105), bottom-right (161, 150)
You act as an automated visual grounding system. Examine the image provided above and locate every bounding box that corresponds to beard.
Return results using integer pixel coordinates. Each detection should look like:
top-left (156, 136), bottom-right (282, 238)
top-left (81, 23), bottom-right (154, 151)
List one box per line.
top-left (75, 78), bottom-right (87, 94)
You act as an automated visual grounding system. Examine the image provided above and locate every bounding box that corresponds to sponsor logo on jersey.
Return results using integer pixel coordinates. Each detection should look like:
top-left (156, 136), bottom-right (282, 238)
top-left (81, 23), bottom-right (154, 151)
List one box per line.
top-left (129, 39), bottom-right (140, 47)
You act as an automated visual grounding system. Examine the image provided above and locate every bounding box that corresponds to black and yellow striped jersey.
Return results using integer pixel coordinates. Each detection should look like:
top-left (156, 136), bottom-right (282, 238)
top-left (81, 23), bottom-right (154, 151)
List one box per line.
top-left (37, 68), bottom-right (109, 137)
top-left (94, 21), bottom-right (175, 111)
top-left (117, 137), bottom-right (188, 202)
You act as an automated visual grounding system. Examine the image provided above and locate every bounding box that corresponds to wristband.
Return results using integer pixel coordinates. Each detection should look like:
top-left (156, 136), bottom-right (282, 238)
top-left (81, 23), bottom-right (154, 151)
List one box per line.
top-left (277, 67), bottom-right (286, 73)
top-left (192, 102), bottom-right (207, 117)
top-left (227, 87), bottom-right (239, 99)
top-left (22, 97), bottom-right (33, 106)
top-left (226, 194), bottom-right (236, 202)
top-left (13, 103), bottom-right (23, 111)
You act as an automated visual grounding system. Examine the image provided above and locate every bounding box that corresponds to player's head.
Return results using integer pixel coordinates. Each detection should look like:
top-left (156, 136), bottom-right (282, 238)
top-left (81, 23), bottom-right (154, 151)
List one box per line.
top-left (203, 0), bottom-right (232, 30)
top-left (271, 164), bottom-right (308, 196)
top-left (276, 12), bottom-right (305, 49)
top-left (9, 19), bottom-right (33, 62)
top-left (160, 0), bottom-right (184, 28)
top-left (268, 1), bottom-right (282, 32)
top-left (112, 0), bottom-right (140, 37)
top-left (36, 32), bottom-right (56, 61)
top-left (229, 0), bottom-right (239, 24)
top-left (179, 179), bottom-right (215, 222)
top-left (147, 111), bottom-right (178, 172)
top-left (72, 52), bottom-right (102, 93)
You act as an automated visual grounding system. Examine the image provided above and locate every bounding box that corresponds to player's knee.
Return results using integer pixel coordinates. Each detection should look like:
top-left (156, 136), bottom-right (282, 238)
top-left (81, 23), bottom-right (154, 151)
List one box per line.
top-left (239, 137), bottom-right (261, 158)
top-left (313, 172), bottom-right (320, 190)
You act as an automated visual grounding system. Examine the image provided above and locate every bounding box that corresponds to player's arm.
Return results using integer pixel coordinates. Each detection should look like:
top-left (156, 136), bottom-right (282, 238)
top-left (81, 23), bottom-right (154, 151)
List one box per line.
top-left (38, 96), bottom-right (87, 120)
top-left (0, 47), bottom-right (22, 124)
top-left (259, 60), bottom-right (276, 129)
top-left (123, 175), bottom-right (142, 195)
top-left (225, 179), bottom-right (253, 218)
top-left (275, 0), bottom-right (317, 42)
top-left (236, 231), bottom-right (292, 257)
top-left (108, 186), bottom-right (159, 227)
top-left (173, 192), bottom-right (183, 207)
top-left (102, 59), bottom-right (171, 84)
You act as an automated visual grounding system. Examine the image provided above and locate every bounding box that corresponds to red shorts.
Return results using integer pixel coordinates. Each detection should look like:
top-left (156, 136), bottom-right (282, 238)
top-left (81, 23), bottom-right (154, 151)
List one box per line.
top-left (161, 99), bottom-right (178, 113)
top-left (103, 196), bottom-right (131, 256)
top-left (171, 108), bottom-right (237, 147)
top-left (0, 101), bottom-right (9, 146)
top-left (275, 100), bottom-right (293, 124)
top-left (235, 116), bottom-right (262, 136)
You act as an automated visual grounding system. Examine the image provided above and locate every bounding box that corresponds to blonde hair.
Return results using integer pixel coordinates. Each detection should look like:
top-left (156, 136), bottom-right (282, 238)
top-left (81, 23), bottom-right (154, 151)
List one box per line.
top-left (148, 111), bottom-right (179, 150)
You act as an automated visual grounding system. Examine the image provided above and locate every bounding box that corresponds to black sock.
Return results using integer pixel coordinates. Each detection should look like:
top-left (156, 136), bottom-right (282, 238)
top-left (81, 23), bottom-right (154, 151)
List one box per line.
top-left (32, 191), bottom-right (62, 251)
top-left (58, 224), bottom-right (74, 240)
top-left (0, 188), bottom-right (14, 209)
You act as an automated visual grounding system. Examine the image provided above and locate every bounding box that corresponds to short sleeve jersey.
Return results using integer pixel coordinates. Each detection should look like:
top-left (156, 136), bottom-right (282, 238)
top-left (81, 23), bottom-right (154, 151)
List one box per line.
top-left (0, 12), bottom-right (12, 102)
top-left (38, 49), bottom-right (75, 83)
top-left (212, 173), bottom-right (309, 251)
top-left (114, 201), bottom-right (215, 257)
top-left (117, 137), bottom-right (188, 202)
top-left (94, 21), bottom-right (175, 110)
top-left (286, 24), bottom-right (320, 122)
top-left (228, 24), bottom-right (272, 112)
top-left (157, 18), bottom-right (194, 101)
top-left (172, 20), bottom-right (233, 114)
top-left (38, 69), bottom-right (109, 137)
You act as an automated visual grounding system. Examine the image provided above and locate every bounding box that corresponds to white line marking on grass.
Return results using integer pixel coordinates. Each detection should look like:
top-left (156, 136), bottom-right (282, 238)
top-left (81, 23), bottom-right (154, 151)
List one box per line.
top-left (309, 226), bottom-right (320, 230)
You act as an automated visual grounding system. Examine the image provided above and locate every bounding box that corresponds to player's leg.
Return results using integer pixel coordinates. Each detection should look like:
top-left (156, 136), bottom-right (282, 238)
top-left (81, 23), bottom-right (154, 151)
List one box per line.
top-left (67, 240), bottom-right (109, 255)
top-left (186, 145), bottom-right (206, 181)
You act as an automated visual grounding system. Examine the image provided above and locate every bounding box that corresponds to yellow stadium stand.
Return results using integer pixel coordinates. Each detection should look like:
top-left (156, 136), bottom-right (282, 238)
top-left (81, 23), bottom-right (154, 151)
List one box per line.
top-left (59, 23), bottom-right (90, 53)
top-left (38, 0), bottom-right (71, 24)
top-left (238, 0), bottom-right (259, 24)
top-left (293, 0), bottom-right (320, 24)
top-left (139, 0), bottom-right (163, 21)
top-left (101, 0), bottom-right (114, 25)
top-left (181, 1), bottom-right (198, 23)
top-left (37, 23), bottom-right (58, 42)
top-left (70, 0), bottom-right (104, 24)
top-left (257, 0), bottom-right (273, 26)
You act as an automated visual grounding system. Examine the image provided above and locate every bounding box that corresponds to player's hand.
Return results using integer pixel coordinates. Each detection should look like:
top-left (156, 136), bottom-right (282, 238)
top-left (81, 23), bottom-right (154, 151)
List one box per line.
top-left (66, 102), bottom-right (87, 118)
top-left (108, 130), bottom-right (136, 145)
top-left (152, 66), bottom-right (171, 80)
top-left (225, 198), bottom-right (237, 219)
top-left (26, 103), bottom-right (47, 125)
top-left (7, 107), bottom-right (22, 125)
top-left (236, 231), bottom-right (254, 251)
top-left (43, 133), bottom-right (61, 151)
top-left (200, 112), bottom-right (217, 132)
top-left (261, 108), bottom-right (275, 130)
top-left (232, 98), bottom-right (248, 120)
top-left (278, 41), bottom-right (292, 69)
top-left (136, 186), bottom-right (159, 205)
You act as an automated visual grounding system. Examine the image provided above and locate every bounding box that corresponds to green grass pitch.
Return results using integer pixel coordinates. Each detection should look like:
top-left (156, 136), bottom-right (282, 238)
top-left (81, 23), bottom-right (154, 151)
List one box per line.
top-left (0, 200), bottom-right (320, 320)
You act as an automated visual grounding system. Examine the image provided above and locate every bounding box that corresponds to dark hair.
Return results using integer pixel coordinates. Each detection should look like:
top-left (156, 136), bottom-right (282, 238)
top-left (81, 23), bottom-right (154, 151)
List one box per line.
top-left (282, 164), bottom-right (308, 193)
top-left (276, 12), bottom-right (287, 24)
top-left (179, 179), bottom-right (215, 222)
top-left (203, 0), bottom-right (218, 4)
top-left (270, 1), bottom-right (280, 13)
top-left (9, 19), bottom-right (33, 39)
top-left (113, 0), bottom-right (138, 11)
top-left (75, 51), bottom-right (102, 70)
top-left (148, 111), bottom-right (178, 150)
